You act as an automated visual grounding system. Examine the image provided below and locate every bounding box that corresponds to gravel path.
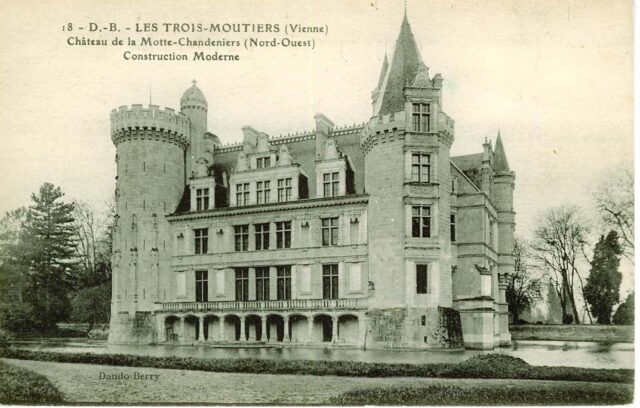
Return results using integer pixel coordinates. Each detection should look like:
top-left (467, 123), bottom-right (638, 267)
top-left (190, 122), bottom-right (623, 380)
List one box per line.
top-left (3, 358), bottom-right (633, 404)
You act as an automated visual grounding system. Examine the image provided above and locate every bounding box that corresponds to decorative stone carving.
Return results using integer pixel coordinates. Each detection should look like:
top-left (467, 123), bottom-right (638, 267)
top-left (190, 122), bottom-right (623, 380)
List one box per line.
top-left (323, 138), bottom-right (340, 160)
top-left (241, 126), bottom-right (259, 153)
top-left (278, 145), bottom-right (293, 166)
top-left (193, 157), bottom-right (209, 178)
top-left (235, 151), bottom-right (248, 171)
top-left (256, 132), bottom-right (270, 152)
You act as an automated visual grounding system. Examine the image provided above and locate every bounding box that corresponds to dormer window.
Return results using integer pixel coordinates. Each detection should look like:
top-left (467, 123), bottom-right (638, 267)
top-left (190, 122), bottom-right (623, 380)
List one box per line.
top-left (412, 103), bottom-right (431, 132)
top-left (411, 154), bottom-right (431, 183)
top-left (256, 156), bottom-right (271, 169)
top-left (195, 188), bottom-right (210, 211)
top-left (323, 172), bottom-right (339, 197)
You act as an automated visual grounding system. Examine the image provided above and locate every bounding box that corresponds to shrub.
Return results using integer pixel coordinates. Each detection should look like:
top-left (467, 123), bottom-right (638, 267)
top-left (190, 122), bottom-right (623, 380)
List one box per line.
top-left (327, 383), bottom-right (633, 405)
top-left (0, 349), bottom-right (633, 384)
top-left (0, 361), bottom-right (64, 404)
top-left (613, 292), bottom-right (634, 325)
top-left (0, 302), bottom-right (51, 336)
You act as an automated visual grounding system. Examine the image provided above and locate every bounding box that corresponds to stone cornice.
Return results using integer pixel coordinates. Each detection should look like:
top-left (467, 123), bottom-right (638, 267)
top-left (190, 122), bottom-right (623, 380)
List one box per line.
top-left (167, 194), bottom-right (369, 221)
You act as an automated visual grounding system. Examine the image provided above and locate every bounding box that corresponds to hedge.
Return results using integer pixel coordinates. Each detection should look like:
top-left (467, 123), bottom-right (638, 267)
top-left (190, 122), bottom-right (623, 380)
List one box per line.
top-left (327, 383), bottom-right (634, 405)
top-left (0, 348), bottom-right (633, 384)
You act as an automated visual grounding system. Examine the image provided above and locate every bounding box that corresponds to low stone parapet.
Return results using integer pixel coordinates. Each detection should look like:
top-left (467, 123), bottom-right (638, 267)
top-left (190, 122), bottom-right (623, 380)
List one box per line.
top-left (509, 324), bottom-right (634, 343)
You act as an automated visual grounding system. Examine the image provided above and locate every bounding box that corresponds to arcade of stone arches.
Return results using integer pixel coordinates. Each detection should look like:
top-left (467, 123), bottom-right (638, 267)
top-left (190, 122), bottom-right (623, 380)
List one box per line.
top-left (159, 312), bottom-right (365, 345)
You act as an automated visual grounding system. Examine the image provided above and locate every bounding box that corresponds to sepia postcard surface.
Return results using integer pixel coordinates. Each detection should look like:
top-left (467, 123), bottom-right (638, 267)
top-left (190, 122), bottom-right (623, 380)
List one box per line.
top-left (0, 0), bottom-right (634, 405)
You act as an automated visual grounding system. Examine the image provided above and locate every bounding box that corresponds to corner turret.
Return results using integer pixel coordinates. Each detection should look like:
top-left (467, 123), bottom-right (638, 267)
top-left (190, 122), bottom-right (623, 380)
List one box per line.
top-left (180, 80), bottom-right (209, 177)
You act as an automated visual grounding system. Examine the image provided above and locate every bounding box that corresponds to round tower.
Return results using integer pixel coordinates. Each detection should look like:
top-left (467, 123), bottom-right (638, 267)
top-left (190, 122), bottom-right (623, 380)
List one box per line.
top-left (180, 80), bottom-right (208, 176)
top-left (108, 104), bottom-right (189, 343)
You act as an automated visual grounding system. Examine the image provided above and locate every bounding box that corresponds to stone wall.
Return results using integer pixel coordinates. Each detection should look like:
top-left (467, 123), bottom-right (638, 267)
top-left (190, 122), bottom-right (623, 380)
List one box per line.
top-left (365, 307), bottom-right (463, 349)
top-left (108, 312), bottom-right (155, 344)
top-left (509, 324), bottom-right (634, 343)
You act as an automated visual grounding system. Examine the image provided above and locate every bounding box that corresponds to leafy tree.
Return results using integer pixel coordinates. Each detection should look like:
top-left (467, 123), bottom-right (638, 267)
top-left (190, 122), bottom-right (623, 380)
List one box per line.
top-left (506, 240), bottom-right (543, 323)
top-left (0, 208), bottom-right (28, 305)
top-left (531, 206), bottom-right (589, 324)
top-left (584, 231), bottom-right (623, 323)
top-left (70, 284), bottom-right (111, 331)
top-left (18, 183), bottom-right (78, 330)
top-left (593, 164), bottom-right (633, 263)
top-left (612, 292), bottom-right (634, 325)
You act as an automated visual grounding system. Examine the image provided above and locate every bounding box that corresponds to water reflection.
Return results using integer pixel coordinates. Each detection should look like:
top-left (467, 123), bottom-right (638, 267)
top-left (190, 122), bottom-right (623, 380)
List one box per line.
top-left (15, 339), bottom-right (634, 370)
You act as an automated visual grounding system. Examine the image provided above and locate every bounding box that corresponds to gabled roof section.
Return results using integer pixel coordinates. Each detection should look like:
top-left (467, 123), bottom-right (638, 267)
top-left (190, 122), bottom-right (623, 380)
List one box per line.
top-left (376, 14), bottom-right (425, 116)
top-left (493, 132), bottom-right (510, 172)
top-left (451, 153), bottom-right (483, 171)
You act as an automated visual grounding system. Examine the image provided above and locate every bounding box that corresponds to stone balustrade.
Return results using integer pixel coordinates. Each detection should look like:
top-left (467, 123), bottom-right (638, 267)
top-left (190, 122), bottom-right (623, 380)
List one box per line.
top-left (160, 298), bottom-right (367, 313)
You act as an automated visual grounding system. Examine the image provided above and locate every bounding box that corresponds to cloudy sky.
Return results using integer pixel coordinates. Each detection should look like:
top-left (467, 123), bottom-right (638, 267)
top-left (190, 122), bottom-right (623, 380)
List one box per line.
top-left (0, 0), bottom-right (633, 289)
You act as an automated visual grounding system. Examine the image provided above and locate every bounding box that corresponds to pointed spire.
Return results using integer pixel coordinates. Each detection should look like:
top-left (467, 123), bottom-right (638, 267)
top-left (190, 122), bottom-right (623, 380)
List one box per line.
top-left (493, 131), bottom-right (511, 172)
top-left (376, 53), bottom-right (389, 90)
top-left (374, 11), bottom-right (426, 116)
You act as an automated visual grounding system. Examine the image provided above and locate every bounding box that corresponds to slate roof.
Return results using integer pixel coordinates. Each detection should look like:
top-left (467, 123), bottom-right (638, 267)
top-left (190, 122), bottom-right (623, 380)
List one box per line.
top-left (451, 153), bottom-right (483, 171)
top-left (376, 14), bottom-right (426, 116)
top-left (493, 133), bottom-right (510, 172)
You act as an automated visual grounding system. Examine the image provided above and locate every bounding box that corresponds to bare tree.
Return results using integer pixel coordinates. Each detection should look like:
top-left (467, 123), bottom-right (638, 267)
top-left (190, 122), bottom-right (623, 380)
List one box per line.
top-left (72, 200), bottom-right (114, 288)
top-left (73, 202), bottom-right (97, 283)
top-left (531, 206), bottom-right (589, 324)
top-left (506, 239), bottom-right (543, 323)
top-left (594, 164), bottom-right (634, 264)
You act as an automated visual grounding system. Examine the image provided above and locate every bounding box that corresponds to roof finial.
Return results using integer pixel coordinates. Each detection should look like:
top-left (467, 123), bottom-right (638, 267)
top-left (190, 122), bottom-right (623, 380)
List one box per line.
top-left (149, 82), bottom-right (152, 105)
top-left (192, 79), bottom-right (197, 86)
top-left (404, 0), bottom-right (408, 19)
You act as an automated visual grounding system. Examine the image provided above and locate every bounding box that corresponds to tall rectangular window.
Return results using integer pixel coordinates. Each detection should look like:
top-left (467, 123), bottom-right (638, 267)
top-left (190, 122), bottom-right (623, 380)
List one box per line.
top-left (323, 172), bottom-right (339, 197)
top-left (236, 183), bottom-right (250, 206)
top-left (255, 267), bottom-right (270, 301)
top-left (322, 264), bottom-right (339, 299)
top-left (255, 223), bottom-right (270, 250)
top-left (412, 206), bottom-right (431, 238)
top-left (411, 153), bottom-right (431, 183)
top-left (195, 270), bottom-right (208, 302)
top-left (256, 180), bottom-right (271, 204)
top-left (321, 217), bottom-right (339, 246)
top-left (256, 156), bottom-right (271, 169)
top-left (412, 103), bottom-right (431, 132)
top-left (234, 225), bottom-right (249, 251)
top-left (276, 265), bottom-right (291, 300)
top-left (196, 188), bottom-right (210, 211)
top-left (276, 221), bottom-right (292, 249)
top-left (277, 178), bottom-right (293, 202)
top-left (416, 264), bottom-right (428, 294)
top-left (194, 228), bottom-right (208, 254)
top-left (489, 218), bottom-right (495, 248)
top-left (235, 268), bottom-right (249, 301)
top-left (450, 213), bottom-right (456, 242)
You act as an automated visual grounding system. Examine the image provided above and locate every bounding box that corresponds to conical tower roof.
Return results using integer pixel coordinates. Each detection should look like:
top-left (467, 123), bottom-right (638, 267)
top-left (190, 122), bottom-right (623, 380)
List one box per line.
top-left (376, 14), bottom-right (426, 116)
top-left (180, 80), bottom-right (208, 109)
top-left (493, 132), bottom-right (510, 172)
top-left (376, 53), bottom-right (389, 90)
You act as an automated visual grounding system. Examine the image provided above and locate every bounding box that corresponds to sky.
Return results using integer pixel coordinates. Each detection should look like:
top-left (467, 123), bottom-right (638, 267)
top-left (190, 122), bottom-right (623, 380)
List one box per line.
top-left (0, 0), bottom-right (634, 291)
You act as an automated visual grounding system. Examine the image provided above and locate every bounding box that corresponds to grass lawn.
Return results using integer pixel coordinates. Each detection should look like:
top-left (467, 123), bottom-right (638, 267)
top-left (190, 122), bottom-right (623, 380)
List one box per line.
top-left (5, 358), bottom-right (633, 405)
top-left (0, 360), bottom-right (64, 404)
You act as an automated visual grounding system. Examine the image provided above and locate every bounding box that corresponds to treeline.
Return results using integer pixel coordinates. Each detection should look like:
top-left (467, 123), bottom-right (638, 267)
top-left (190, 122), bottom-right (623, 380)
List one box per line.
top-left (0, 183), bottom-right (113, 337)
top-left (507, 164), bottom-right (634, 325)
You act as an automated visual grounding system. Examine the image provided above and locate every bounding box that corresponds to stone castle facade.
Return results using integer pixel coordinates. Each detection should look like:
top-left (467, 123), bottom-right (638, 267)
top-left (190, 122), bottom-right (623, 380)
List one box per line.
top-left (108, 14), bottom-right (516, 350)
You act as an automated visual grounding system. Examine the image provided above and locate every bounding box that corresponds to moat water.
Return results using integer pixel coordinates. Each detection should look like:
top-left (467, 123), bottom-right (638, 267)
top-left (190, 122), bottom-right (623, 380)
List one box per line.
top-left (12, 339), bottom-right (634, 369)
